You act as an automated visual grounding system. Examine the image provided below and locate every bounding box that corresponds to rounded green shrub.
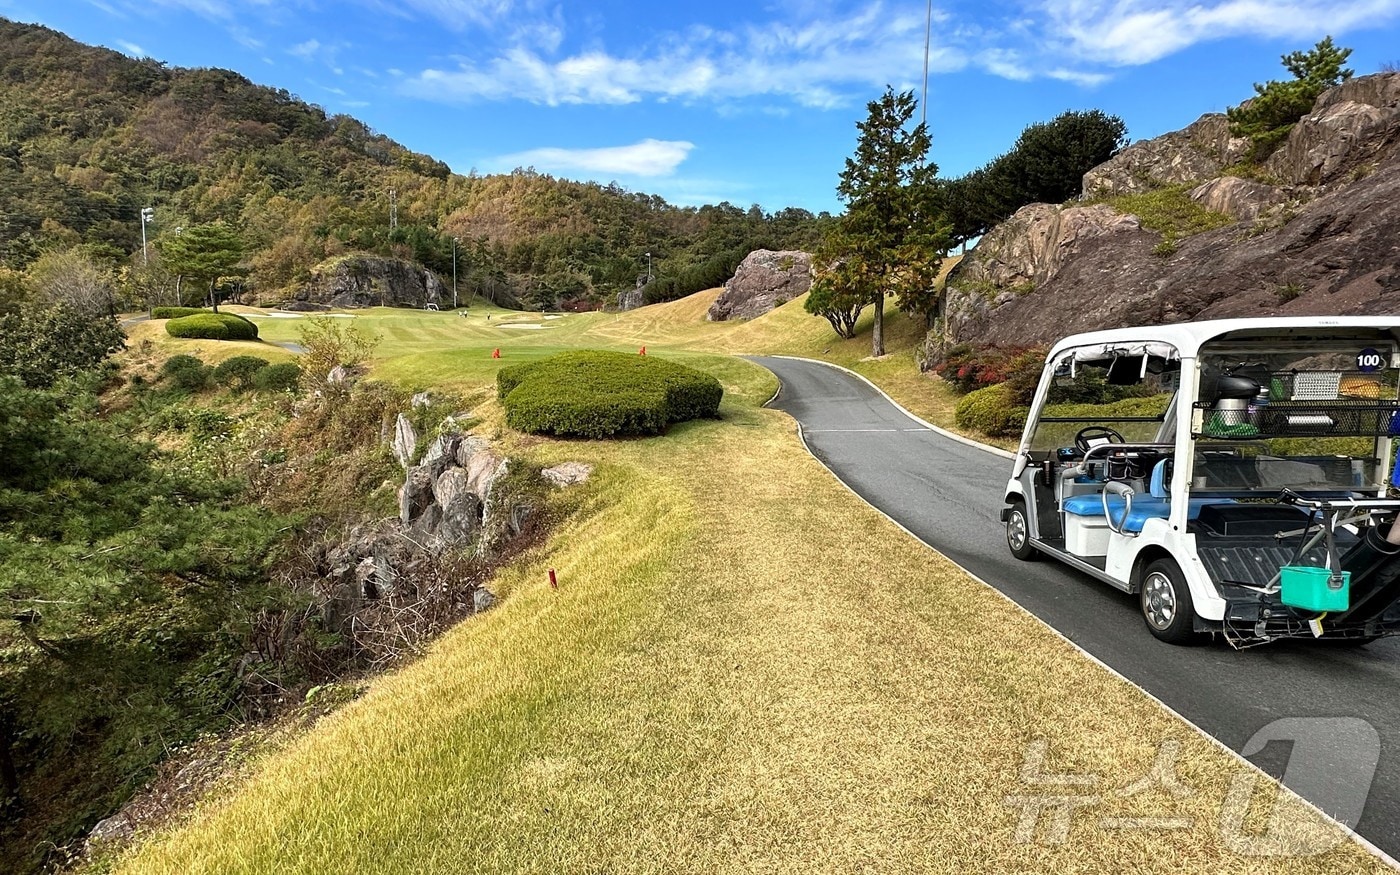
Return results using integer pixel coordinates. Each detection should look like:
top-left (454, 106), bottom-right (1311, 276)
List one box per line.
top-left (213, 355), bottom-right (270, 391)
top-left (151, 306), bottom-right (207, 320)
top-left (497, 350), bottom-right (723, 438)
top-left (165, 313), bottom-right (259, 341)
top-left (159, 353), bottom-right (210, 392)
top-left (954, 383), bottom-right (1027, 438)
top-left (253, 362), bottom-right (302, 393)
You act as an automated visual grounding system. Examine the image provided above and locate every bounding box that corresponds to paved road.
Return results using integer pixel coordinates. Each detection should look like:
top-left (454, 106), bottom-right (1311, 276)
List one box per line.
top-left (751, 355), bottom-right (1400, 859)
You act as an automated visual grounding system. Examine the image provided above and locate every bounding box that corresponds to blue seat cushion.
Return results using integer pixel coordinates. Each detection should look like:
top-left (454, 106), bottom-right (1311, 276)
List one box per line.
top-left (1063, 493), bottom-right (1235, 533)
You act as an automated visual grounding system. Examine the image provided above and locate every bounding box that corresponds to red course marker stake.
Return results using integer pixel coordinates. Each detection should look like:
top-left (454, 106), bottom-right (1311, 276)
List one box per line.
top-left (548, 568), bottom-right (558, 589)
top-left (492, 348), bottom-right (501, 359)
top-left (639, 346), bottom-right (646, 356)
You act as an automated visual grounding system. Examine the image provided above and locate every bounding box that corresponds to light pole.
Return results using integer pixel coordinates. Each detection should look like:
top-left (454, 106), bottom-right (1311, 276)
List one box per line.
top-left (645, 251), bottom-right (652, 282)
top-left (452, 237), bottom-right (459, 309)
top-left (140, 207), bottom-right (154, 265)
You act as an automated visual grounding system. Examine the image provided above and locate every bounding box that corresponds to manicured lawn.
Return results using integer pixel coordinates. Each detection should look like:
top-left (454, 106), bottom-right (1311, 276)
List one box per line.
top-left (111, 294), bottom-right (1383, 873)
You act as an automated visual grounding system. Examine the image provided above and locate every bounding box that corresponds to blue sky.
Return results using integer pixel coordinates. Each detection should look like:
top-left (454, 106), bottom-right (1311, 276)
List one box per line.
top-left (4, 1), bottom-right (1400, 214)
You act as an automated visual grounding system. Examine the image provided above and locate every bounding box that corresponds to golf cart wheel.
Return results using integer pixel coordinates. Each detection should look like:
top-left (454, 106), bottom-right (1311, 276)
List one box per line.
top-left (1006, 499), bottom-right (1039, 562)
top-left (1140, 558), bottom-right (1198, 644)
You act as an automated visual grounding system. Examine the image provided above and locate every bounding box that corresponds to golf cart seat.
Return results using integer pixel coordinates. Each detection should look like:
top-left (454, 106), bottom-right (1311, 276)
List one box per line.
top-left (1062, 461), bottom-right (1235, 533)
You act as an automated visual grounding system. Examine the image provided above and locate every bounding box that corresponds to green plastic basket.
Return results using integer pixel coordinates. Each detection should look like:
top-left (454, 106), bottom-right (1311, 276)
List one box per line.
top-left (1280, 565), bottom-right (1350, 612)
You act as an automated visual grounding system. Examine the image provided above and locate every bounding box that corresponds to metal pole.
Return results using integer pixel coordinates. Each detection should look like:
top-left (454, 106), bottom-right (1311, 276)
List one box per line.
top-left (646, 251), bottom-right (652, 282)
top-left (452, 237), bottom-right (459, 309)
top-left (922, 0), bottom-right (932, 126)
top-left (140, 207), bottom-right (153, 265)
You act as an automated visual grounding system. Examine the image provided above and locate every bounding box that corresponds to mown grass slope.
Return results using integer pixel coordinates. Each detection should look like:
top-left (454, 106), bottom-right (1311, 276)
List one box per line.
top-left (110, 295), bottom-right (1385, 873)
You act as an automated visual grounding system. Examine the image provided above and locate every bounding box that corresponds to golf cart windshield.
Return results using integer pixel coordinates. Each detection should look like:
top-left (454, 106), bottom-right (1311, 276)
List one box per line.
top-left (1022, 346), bottom-right (1178, 458)
top-left (1190, 340), bottom-right (1400, 496)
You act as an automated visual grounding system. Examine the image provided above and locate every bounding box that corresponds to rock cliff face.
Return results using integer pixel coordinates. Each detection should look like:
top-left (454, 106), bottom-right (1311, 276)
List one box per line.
top-left (283, 255), bottom-right (446, 310)
top-left (941, 72), bottom-right (1400, 352)
top-left (708, 249), bottom-right (812, 321)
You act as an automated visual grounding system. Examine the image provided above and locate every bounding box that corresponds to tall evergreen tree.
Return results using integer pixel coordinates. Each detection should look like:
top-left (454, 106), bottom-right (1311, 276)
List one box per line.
top-left (822, 88), bottom-right (948, 355)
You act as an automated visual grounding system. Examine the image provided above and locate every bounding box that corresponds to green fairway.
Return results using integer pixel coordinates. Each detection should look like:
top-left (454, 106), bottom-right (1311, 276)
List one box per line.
top-left (108, 293), bottom-right (1385, 874)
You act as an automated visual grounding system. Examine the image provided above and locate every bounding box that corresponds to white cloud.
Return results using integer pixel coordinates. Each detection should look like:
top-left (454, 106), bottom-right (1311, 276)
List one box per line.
top-left (1036, 0), bottom-right (1400, 67)
top-left (114, 39), bottom-right (146, 56)
top-left (487, 139), bottom-right (696, 177)
top-left (404, 3), bottom-right (964, 108)
top-left (289, 38), bottom-right (321, 60)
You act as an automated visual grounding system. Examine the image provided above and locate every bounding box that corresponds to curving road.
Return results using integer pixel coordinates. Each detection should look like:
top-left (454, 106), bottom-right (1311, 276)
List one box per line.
top-left (750, 355), bottom-right (1400, 860)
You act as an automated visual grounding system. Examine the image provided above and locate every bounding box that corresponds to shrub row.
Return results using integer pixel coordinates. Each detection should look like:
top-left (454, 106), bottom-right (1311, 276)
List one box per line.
top-left (157, 353), bottom-right (300, 393)
top-left (933, 343), bottom-right (1047, 403)
top-left (151, 306), bottom-right (208, 320)
top-left (497, 350), bottom-right (723, 438)
top-left (166, 312), bottom-right (259, 341)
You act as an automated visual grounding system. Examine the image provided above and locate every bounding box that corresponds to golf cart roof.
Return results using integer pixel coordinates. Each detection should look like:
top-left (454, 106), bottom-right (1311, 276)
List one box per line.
top-left (1048, 317), bottom-right (1400, 363)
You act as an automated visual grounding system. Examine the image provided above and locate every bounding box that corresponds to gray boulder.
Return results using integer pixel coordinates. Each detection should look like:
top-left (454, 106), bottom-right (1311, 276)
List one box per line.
top-left (542, 461), bottom-right (594, 487)
top-left (284, 255), bottom-right (445, 309)
top-left (391, 413), bottom-right (418, 469)
top-left (708, 249), bottom-right (812, 321)
top-left (398, 465), bottom-right (435, 525)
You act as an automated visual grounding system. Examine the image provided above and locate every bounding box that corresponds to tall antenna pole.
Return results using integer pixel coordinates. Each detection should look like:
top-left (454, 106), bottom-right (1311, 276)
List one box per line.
top-left (389, 188), bottom-right (398, 232)
top-left (921, 0), bottom-right (932, 126)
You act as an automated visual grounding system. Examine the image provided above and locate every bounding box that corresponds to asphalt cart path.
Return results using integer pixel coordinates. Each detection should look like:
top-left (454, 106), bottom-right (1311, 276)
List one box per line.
top-left (749, 355), bottom-right (1400, 860)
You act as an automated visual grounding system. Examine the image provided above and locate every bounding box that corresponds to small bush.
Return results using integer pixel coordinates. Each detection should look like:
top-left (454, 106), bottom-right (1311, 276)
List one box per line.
top-left (955, 383), bottom-right (1027, 437)
top-left (166, 313), bottom-right (259, 341)
top-left (159, 354), bottom-right (210, 392)
top-left (151, 306), bottom-right (207, 320)
top-left (213, 355), bottom-right (270, 391)
top-left (498, 350), bottom-right (723, 438)
top-left (253, 362), bottom-right (302, 393)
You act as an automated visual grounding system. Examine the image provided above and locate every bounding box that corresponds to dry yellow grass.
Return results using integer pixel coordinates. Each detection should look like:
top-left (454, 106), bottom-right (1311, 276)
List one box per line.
top-left (110, 329), bottom-right (1386, 872)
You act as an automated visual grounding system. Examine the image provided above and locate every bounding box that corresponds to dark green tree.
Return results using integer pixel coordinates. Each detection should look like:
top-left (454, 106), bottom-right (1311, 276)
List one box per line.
top-left (158, 223), bottom-right (247, 312)
top-left (823, 88), bottom-right (947, 356)
top-left (1228, 36), bottom-right (1353, 160)
top-left (0, 301), bottom-right (125, 388)
top-left (936, 110), bottom-right (1127, 243)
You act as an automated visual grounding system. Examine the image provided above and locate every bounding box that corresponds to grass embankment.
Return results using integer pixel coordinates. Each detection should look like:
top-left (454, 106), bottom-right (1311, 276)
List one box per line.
top-left (109, 297), bottom-right (1383, 872)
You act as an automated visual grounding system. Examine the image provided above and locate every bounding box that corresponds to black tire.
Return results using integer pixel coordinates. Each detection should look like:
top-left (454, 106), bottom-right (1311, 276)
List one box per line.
top-left (1006, 499), bottom-right (1039, 562)
top-left (1140, 558), bottom-right (1199, 644)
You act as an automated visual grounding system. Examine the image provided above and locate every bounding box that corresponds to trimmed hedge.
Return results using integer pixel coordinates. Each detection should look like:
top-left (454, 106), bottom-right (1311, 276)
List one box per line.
top-left (253, 362), bottom-right (302, 393)
top-left (166, 312), bottom-right (259, 341)
top-left (497, 350), bottom-right (723, 438)
top-left (954, 383), bottom-right (1026, 437)
top-left (151, 306), bottom-right (207, 320)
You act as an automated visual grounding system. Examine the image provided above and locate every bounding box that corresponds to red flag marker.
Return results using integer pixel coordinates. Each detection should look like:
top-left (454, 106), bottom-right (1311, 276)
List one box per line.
top-left (639, 346), bottom-right (646, 356)
top-left (492, 348), bottom-right (501, 359)
top-left (548, 568), bottom-right (558, 589)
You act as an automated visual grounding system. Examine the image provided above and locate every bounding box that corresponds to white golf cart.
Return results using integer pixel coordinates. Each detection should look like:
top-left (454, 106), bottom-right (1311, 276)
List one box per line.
top-left (1001, 317), bottom-right (1400, 647)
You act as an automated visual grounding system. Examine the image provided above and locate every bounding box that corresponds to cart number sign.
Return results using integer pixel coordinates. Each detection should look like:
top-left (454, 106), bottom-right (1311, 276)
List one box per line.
top-left (1357, 348), bottom-right (1385, 372)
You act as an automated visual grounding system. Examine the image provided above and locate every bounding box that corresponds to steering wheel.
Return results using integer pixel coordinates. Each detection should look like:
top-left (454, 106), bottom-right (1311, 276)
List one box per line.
top-left (1074, 426), bottom-right (1126, 455)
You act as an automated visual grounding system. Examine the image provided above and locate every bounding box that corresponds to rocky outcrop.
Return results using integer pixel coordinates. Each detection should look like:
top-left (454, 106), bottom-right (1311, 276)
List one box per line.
top-left (945, 156), bottom-right (1400, 348)
top-left (951, 203), bottom-right (1142, 293)
top-left (285, 255), bottom-right (446, 310)
top-left (1265, 77), bottom-right (1400, 187)
top-left (618, 283), bottom-right (645, 311)
top-left (708, 249), bottom-right (812, 321)
top-left (1083, 114), bottom-right (1252, 196)
top-left (939, 72), bottom-right (1400, 353)
top-left (1188, 177), bottom-right (1286, 221)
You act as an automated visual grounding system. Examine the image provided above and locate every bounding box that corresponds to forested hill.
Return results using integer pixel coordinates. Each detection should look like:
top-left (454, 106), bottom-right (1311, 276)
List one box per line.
top-left (0, 19), bottom-right (826, 310)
